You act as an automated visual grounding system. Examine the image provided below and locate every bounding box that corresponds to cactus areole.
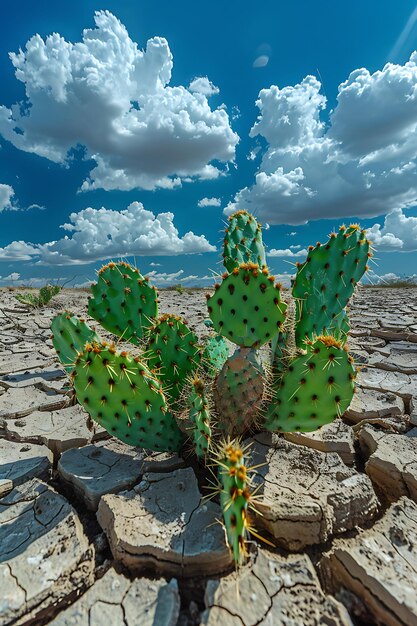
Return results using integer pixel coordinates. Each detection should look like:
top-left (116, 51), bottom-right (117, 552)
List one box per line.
top-left (51, 210), bottom-right (372, 566)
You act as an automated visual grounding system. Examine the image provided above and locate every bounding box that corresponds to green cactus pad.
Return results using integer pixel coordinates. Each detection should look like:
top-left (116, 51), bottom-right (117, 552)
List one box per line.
top-left (202, 335), bottom-right (229, 376)
top-left (51, 312), bottom-right (100, 373)
top-left (88, 262), bottom-right (157, 346)
top-left (216, 440), bottom-right (252, 565)
top-left (214, 347), bottom-right (264, 436)
top-left (72, 342), bottom-right (183, 452)
top-left (144, 314), bottom-right (201, 408)
top-left (328, 308), bottom-right (350, 342)
top-left (207, 263), bottom-right (287, 348)
top-left (292, 225), bottom-right (370, 347)
top-left (39, 284), bottom-right (61, 304)
top-left (188, 378), bottom-right (211, 458)
top-left (264, 336), bottom-right (356, 432)
top-left (223, 210), bottom-right (266, 272)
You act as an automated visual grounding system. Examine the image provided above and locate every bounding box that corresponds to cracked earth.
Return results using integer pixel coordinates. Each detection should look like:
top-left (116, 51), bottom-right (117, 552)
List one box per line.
top-left (0, 286), bottom-right (417, 625)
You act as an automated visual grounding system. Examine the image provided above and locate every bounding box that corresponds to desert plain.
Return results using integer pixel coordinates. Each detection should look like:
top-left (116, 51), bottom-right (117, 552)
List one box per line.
top-left (1, 285), bottom-right (417, 626)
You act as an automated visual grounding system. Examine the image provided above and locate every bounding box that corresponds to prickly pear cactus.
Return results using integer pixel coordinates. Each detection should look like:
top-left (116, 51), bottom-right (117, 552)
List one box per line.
top-left (51, 312), bottom-right (99, 373)
top-left (223, 210), bottom-right (266, 272)
top-left (144, 314), bottom-right (201, 409)
top-left (214, 440), bottom-right (254, 565)
top-left (207, 263), bottom-right (287, 348)
top-left (292, 225), bottom-right (370, 346)
top-left (88, 261), bottom-right (157, 345)
top-left (51, 209), bottom-right (372, 568)
top-left (265, 336), bottom-right (357, 432)
top-left (188, 377), bottom-right (211, 458)
top-left (72, 341), bottom-right (183, 451)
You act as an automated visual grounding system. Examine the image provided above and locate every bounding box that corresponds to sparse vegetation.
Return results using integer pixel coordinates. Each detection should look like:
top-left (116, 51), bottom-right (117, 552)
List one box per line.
top-left (15, 284), bottom-right (61, 308)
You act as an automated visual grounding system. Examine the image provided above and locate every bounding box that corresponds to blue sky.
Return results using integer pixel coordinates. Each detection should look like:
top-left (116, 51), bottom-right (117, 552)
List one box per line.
top-left (1, 0), bottom-right (417, 286)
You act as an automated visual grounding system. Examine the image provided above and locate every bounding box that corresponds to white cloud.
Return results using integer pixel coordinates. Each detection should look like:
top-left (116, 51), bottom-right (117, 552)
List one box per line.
top-left (0, 11), bottom-right (238, 192)
top-left (0, 184), bottom-right (15, 211)
top-left (247, 145), bottom-right (261, 161)
top-left (149, 262), bottom-right (162, 267)
top-left (367, 208), bottom-right (417, 251)
top-left (253, 55), bottom-right (269, 68)
top-left (0, 241), bottom-right (39, 261)
top-left (189, 76), bottom-right (219, 96)
top-left (288, 231), bottom-right (297, 236)
top-left (147, 269), bottom-right (212, 287)
top-left (268, 247), bottom-right (308, 258)
top-left (0, 272), bottom-right (20, 282)
top-left (0, 274), bottom-right (64, 287)
top-left (197, 196), bottom-right (221, 208)
top-left (226, 53), bottom-right (417, 224)
top-left (0, 201), bottom-right (216, 265)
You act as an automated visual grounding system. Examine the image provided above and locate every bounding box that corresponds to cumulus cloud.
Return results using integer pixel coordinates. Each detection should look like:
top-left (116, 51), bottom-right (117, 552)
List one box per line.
top-left (0, 11), bottom-right (238, 192)
top-left (226, 53), bottom-right (417, 224)
top-left (0, 184), bottom-right (15, 211)
top-left (147, 269), bottom-right (212, 287)
top-left (189, 76), bottom-right (219, 96)
top-left (0, 241), bottom-right (39, 261)
top-left (0, 272), bottom-right (20, 282)
top-left (0, 201), bottom-right (216, 265)
top-left (267, 247), bottom-right (308, 258)
top-left (197, 197), bottom-right (221, 208)
top-left (367, 208), bottom-right (417, 251)
top-left (40, 201), bottom-right (216, 264)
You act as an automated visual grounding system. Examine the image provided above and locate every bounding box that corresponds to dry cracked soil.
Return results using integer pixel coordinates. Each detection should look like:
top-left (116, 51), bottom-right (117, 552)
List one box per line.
top-left (1, 285), bottom-right (417, 626)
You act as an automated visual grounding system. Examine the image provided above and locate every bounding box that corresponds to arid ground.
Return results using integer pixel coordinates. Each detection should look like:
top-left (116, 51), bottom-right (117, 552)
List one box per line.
top-left (1, 286), bottom-right (417, 626)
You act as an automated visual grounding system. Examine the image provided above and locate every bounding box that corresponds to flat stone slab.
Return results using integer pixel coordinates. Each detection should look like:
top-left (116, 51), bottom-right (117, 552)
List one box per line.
top-left (0, 479), bottom-right (94, 625)
top-left (58, 440), bottom-right (148, 510)
top-left (0, 385), bottom-right (68, 419)
top-left (0, 439), bottom-right (52, 487)
top-left (284, 419), bottom-right (355, 466)
top-left (320, 497), bottom-right (417, 626)
top-left (0, 479), bottom-right (12, 498)
top-left (201, 548), bottom-right (353, 626)
top-left (368, 347), bottom-right (417, 374)
top-left (0, 365), bottom-right (66, 391)
top-left (250, 433), bottom-right (379, 550)
top-left (345, 387), bottom-right (404, 424)
top-left (359, 426), bottom-right (417, 502)
top-left (0, 353), bottom-right (54, 376)
top-left (48, 568), bottom-right (180, 626)
top-left (3, 404), bottom-right (94, 459)
top-left (97, 467), bottom-right (232, 577)
top-left (356, 367), bottom-right (417, 421)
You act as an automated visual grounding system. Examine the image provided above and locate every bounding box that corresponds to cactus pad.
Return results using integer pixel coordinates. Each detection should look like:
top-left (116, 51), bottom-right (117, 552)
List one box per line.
top-left (264, 336), bottom-right (356, 432)
top-left (292, 225), bottom-right (370, 346)
top-left (207, 263), bottom-right (287, 348)
top-left (223, 210), bottom-right (266, 272)
top-left (72, 342), bottom-right (183, 452)
top-left (214, 347), bottom-right (264, 436)
top-left (144, 314), bottom-right (201, 407)
top-left (88, 262), bottom-right (157, 345)
top-left (216, 440), bottom-right (252, 565)
top-left (202, 335), bottom-right (229, 376)
top-left (188, 378), bottom-right (211, 458)
top-left (51, 312), bottom-right (99, 373)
